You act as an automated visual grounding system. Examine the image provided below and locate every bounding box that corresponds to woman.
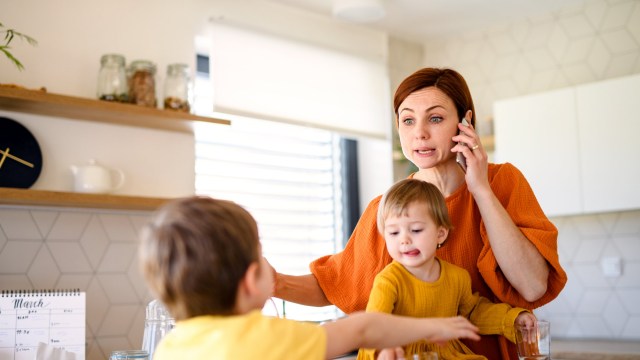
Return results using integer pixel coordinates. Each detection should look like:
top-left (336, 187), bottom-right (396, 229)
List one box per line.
top-left (273, 68), bottom-right (567, 359)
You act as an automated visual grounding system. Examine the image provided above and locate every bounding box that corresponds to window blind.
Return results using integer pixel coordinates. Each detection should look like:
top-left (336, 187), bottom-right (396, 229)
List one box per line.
top-left (207, 22), bottom-right (390, 139)
top-left (194, 117), bottom-right (344, 321)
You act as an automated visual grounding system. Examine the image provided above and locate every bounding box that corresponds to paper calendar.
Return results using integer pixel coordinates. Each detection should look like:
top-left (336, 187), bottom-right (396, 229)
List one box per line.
top-left (0, 289), bottom-right (85, 360)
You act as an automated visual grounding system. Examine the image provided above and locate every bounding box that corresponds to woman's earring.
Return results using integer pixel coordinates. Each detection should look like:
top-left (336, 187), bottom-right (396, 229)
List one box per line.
top-left (436, 243), bottom-right (442, 249)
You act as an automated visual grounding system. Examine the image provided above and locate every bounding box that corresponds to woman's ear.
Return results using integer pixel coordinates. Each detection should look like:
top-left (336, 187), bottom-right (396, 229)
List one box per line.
top-left (464, 110), bottom-right (474, 127)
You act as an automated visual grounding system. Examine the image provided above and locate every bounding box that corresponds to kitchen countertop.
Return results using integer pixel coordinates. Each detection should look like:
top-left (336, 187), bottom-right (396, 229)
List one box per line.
top-left (335, 355), bottom-right (640, 360)
top-left (332, 339), bottom-right (640, 359)
top-left (333, 350), bottom-right (640, 360)
top-left (554, 353), bottom-right (640, 360)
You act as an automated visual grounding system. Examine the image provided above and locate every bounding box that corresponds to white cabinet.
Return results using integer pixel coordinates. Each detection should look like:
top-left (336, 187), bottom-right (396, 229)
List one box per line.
top-left (494, 88), bottom-right (582, 217)
top-left (577, 75), bottom-right (640, 213)
top-left (493, 73), bottom-right (640, 217)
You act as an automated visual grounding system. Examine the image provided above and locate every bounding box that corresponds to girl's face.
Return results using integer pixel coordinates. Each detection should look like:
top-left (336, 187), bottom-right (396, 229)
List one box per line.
top-left (383, 202), bottom-right (448, 273)
top-left (397, 87), bottom-right (460, 170)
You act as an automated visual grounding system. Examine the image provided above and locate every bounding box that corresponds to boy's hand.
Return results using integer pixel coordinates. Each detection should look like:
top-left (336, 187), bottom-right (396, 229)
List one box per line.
top-left (376, 347), bottom-right (404, 360)
top-left (427, 316), bottom-right (480, 345)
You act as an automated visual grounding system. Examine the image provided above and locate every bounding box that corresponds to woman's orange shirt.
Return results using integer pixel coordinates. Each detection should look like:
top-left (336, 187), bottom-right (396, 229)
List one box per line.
top-left (310, 163), bottom-right (567, 360)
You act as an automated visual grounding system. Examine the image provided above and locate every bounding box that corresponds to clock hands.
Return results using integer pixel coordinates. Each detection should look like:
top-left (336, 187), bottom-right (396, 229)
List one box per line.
top-left (0, 147), bottom-right (35, 169)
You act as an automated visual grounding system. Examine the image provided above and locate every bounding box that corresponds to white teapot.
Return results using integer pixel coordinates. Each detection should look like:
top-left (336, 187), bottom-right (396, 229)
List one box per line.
top-left (70, 159), bottom-right (125, 194)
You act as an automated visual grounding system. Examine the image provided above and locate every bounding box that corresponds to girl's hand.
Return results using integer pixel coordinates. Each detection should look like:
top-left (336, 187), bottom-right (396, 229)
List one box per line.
top-left (515, 312), bottom-right (537, 328)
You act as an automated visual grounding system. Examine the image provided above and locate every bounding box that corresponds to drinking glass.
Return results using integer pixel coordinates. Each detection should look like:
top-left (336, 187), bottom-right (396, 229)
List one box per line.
top-left (410, 351), bottom-right (438, 360)
top-left (141, 299), bottom-right (175, 360)
top-left (109, 350), bottom-right (148, 360)
top-left (262, 297), bottom-right (280, 318)
top-left (514, 320), bottom-right (550, 360)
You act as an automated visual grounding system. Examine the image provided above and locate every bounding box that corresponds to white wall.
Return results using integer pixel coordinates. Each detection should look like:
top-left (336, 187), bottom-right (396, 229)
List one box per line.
top-left (0, 110), bottom-right (196, 197)
top-left (0, 0), bottom-right (393, 198)
top-left (1, 0), bottom-right (389, 97)
top-left (356, 136), bottom-right (393, 211)
top-left (1, 0), bottom-right (207, 196)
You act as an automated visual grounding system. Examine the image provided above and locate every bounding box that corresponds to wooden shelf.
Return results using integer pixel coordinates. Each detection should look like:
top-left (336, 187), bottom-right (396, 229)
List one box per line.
top-left (0, 86), bottom-right (230, 133)
top-left (0, 188), bottom-right (171, 211)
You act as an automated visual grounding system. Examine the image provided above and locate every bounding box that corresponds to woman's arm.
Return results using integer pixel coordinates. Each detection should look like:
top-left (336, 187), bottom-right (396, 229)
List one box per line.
top-left (273, 272), bottom-right (331, 307)
top-left (457, 123), bottom-right (549, 302)
top-left (322, 313), bottom-right (480, 359)
top-left (473, 190), bottom-right (549, 302)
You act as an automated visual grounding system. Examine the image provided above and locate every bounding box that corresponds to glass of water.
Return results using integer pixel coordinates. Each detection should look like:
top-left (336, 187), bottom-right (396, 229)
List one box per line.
top-left (514, 320), bottom-right (550, 360)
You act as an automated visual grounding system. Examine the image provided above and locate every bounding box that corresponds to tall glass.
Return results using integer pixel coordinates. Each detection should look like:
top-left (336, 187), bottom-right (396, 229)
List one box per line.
top-left (262, 297), bottom-right (280, 318)
top-left (141, 299), bottom-right (175, 360)
top-left (514, 320), bottom-right (550, 360)
top-left (110, 350), bottom-right (148, 360)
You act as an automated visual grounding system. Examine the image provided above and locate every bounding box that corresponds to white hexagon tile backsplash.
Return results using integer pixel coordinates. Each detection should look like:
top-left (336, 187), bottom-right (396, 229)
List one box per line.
top-left (536, 209), bottom-right (640, 340)
top-left (0, 206), bottom-right (154, 360)
top-left (2, 204), bottom-right (640, 360)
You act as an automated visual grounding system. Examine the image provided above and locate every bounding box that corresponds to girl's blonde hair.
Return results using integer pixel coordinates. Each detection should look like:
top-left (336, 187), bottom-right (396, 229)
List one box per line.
top-left (377, 179), bottom-right (453, 235)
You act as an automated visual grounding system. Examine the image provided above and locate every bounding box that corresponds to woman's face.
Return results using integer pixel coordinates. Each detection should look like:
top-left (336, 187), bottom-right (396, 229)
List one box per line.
top-left (397, 87), bottom-right (460, 170)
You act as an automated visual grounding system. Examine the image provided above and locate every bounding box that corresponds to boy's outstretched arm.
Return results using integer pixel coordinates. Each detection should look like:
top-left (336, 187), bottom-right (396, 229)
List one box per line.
top-left (321, 312), bottom-right (480, 359)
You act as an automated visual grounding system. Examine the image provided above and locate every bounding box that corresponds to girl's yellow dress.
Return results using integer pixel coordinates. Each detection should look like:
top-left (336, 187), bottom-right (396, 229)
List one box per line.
top-left (357, 259), bottom-right (526, 360)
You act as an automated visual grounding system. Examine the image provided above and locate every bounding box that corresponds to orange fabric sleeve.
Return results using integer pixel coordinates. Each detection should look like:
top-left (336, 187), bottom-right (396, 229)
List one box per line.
top-left (310, 196), bottom-right (392, 313)
top-left (476, 163), bottom-right (567, 309)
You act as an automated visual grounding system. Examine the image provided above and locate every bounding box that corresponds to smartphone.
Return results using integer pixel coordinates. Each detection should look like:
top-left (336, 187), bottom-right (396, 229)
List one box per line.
top-left (456, 118), bottom-right (470, 172)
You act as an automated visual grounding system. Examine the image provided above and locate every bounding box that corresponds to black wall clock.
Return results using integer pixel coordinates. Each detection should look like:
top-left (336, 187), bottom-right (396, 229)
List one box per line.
top-left (0, 116), bottom-right (43, 188)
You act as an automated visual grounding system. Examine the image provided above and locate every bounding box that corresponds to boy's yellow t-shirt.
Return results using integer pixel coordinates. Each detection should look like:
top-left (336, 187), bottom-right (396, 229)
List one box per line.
top-left (153, 310), bottom-right (326, 360)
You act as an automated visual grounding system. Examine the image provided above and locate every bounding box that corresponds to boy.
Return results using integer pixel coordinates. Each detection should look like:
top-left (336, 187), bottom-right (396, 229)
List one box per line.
top-left (139, 196), bottom-right (480, 359)
top-left (359, 179), bottom-right (537, 360)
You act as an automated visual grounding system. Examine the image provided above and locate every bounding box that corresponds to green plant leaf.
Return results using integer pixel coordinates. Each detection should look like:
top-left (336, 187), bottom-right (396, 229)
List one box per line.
top-left (0, 46), bottom-right (25, 70)
top-left (0, 22), bottom-right (37, 71)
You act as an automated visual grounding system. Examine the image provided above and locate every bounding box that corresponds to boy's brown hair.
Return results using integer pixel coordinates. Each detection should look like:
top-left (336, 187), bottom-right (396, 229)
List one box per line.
top-left (377, 179), bottom-right (453, 235)
top-left (139, 196), bottom-right (260, 320)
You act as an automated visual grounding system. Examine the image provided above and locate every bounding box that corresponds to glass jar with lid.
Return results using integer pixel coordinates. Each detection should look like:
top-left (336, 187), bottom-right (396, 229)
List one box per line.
top-left (163, 63), bottom-right (192, 112)
top-left (128, 60), bottom-right (157, 108)
top-left (97, 54), bottom-right (128, 102)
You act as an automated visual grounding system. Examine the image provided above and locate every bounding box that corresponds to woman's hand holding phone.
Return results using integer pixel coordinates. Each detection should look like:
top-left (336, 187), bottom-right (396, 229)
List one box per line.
top-left (453, 117), bottom-right (490, 196)
top-left (456, 118), bottom-right (470, 172)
